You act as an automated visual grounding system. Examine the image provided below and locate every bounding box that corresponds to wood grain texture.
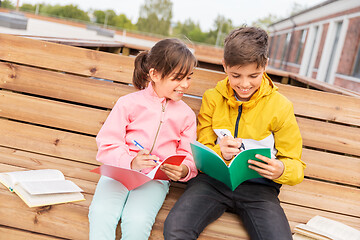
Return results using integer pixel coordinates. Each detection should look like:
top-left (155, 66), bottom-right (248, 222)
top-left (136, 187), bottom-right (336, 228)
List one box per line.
top-left (1, 147), bottom-right (358, 219)
top-left (298, 117), bottom-right (360, 157)
top-left (0, 226), bottom-right (63, 240)
top-left (0, 33), bottom-right (133, 83)
top-left (2, 61), bottom-right (359, 126)
top-left (0, 90), bottom-right (108, 135)
top-left (0, 62), bottom-right (131, 109)
top-left (302, 148), bottom-right (360, 187)
top-left (1, 180), bottom-right (359, 240)
top-left (0, 119), bottom-right (97, 164)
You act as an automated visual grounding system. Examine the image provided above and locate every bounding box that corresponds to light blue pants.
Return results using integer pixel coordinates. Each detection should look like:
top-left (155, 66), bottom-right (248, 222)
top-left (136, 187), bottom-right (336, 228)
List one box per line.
top-left (88, 176), bottom-right (170, 240)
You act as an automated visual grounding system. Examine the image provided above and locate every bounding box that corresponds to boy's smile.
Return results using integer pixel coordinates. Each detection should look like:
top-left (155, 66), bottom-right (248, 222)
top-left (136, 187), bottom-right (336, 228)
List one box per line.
top-left (223, 62), bottom-right (266, 102)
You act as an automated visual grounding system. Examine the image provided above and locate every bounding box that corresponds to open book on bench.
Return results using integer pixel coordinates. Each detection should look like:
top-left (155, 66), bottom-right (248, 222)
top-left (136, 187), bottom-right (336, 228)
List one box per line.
top-left (0, 169), bottom-right (85, 208)
top-left (91, 154), bottom-right (186, 190)
top-left (293, 215), bottom-right (360, 240)
top-left (190, 141), bottom-right (271, 191)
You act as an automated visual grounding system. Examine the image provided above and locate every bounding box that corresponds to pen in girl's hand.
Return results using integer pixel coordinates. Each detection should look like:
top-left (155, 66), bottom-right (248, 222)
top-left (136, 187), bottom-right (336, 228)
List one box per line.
top-left (132, 140), bottom-right (158, 163)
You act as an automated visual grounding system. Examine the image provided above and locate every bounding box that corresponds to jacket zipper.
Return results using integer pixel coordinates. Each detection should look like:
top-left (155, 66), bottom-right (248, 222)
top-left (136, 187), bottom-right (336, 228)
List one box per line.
top-left (234, 105), bottom-right (243, 138)
top-left (149, 100), bottom-right (168, 154)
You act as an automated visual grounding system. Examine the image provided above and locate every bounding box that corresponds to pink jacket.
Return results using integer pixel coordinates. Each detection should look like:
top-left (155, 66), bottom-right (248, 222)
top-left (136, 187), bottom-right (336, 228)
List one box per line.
top-left (96, 83), bottom-right (198, 182)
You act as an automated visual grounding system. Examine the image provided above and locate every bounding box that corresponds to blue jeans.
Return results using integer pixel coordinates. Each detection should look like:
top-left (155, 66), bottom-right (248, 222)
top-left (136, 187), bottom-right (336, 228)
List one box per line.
top-left (89, 176), bottom-right (169, 240)
top-left (164, 173), bottom-right (292, 240)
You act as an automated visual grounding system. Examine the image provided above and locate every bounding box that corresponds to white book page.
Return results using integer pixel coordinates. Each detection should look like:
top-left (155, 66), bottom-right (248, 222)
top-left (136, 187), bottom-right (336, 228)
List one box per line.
top-left (306, 216), bottom-right (360, 240)
top-left (15, 186), bottom-right (85, 208)
top-left (19, 180), bottom-right (83, 195)
top-left (146, 164), bottom-right (162, 179)
top-left (295, 224), bottom-right (334, 240)
top-left (6, 169), bottom-right (64, 185)
top-left (292, 233), bottom-right (323, 240)
top-left (0, 172), bottom-right (16, 189)
top-left (192, 141), bottom-right (219, 155)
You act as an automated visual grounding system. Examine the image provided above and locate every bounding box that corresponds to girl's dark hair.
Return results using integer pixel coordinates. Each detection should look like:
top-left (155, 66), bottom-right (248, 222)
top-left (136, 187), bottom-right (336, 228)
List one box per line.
top-left (132, 38), bottom-right (197, 90)
top-left (224, 26), bottom-right (268, 69)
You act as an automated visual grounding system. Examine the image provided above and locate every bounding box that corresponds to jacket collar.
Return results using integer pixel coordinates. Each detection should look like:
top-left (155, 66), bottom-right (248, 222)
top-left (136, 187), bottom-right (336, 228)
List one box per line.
top-left (143, 82), bottom-right (168, 104)
top-left (215, 72), bottom-right (278, 109)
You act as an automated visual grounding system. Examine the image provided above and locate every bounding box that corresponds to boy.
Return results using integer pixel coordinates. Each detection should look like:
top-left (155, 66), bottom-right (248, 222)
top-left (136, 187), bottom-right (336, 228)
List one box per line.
top-left (163, 27), bottom-right (306, 240)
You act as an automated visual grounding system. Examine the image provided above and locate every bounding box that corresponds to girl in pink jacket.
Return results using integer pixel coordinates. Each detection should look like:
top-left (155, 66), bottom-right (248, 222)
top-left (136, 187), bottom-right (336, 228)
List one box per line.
top-left (88, 38), bottom-right (198, 240)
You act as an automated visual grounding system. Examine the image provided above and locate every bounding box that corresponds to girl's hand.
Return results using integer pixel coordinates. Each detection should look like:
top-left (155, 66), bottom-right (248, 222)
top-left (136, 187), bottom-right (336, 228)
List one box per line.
top-left (248, 154), bottom-right (284, 180)
top-left (160, 164), bottom-right (189, 181)
top-left (219, 136), bottom-right (242, 160)
top-left (131, 149), bottom-right (159, 171)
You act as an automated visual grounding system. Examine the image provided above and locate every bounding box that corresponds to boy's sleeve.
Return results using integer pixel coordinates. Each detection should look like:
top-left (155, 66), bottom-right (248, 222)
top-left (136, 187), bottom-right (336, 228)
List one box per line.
top-left (95, 98), bottom-right (136, 169)
top-left (197, 90), bottom-right (222, 157)
top-left (176, 110), bottom-right (198, 182)
top-left (273, 104), bottom-right (306, 186)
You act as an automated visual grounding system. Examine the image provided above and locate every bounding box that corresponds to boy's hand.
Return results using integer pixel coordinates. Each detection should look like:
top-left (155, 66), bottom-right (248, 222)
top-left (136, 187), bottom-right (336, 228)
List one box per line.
top-left (160, 164), bottom-right (188, 181)
top-left (219, 136), bottom-right (242, 160)
top-left (248, 154), bottom-right (284, 180)
top-left (131, 149), bottom-right (159, 171)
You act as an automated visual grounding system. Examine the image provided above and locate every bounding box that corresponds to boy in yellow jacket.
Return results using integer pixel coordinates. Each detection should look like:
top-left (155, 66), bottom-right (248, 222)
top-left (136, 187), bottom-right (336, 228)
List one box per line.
top-left (164, 27), bottom-right (306, 240)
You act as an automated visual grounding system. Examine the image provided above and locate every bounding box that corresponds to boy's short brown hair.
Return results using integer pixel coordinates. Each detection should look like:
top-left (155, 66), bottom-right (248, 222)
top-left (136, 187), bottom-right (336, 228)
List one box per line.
top-left (224, 26), bottom-right (268, 69)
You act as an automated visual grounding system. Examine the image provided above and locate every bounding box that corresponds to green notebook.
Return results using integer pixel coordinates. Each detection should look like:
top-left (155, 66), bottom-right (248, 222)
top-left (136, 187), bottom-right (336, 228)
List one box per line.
top-left (190, 141), bottom-right (271, 191)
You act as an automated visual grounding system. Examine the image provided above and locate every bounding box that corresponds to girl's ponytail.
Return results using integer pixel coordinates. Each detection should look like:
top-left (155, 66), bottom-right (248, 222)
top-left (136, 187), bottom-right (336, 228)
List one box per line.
top-left (132, 39), bottom-right (197, 90)
top-left (132, 51), bottom-right (149, 90)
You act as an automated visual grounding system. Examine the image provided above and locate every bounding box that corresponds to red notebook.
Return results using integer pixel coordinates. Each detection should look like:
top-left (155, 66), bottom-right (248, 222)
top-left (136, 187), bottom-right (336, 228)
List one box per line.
top-left (91, 154), bottom-right (186, 190)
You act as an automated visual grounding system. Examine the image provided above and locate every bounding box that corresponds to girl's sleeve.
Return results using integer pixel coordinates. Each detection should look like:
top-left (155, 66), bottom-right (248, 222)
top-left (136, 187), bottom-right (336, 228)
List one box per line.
top-left (95, 98), bottom-right (136, 169)
top-left (177, 110), bottom-right (198, 182)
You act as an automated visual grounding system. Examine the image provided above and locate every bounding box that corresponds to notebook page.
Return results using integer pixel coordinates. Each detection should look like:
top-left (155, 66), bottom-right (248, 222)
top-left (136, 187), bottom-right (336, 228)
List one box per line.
top-left (307, 216), bottom-right (360, 240)
top-left (19, 180), bottom-right (83, 195)
top-left (7, 169), bottom-right (65, 185)
top-left (146, 164), bottom-right (162, 179)
top-left (15, 186), bottom-right (85, 208)
top-left (0, 173), bottom-right (15, 189)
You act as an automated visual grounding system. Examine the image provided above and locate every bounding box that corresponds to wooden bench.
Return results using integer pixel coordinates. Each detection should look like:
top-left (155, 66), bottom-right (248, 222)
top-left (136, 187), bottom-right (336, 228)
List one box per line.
top-left (0, 33), bottom-right (359, 240)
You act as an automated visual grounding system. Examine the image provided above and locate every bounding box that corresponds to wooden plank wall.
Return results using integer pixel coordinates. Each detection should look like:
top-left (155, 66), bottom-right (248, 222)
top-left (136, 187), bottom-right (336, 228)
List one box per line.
top-left (0, 33), bottom-right (359, 240)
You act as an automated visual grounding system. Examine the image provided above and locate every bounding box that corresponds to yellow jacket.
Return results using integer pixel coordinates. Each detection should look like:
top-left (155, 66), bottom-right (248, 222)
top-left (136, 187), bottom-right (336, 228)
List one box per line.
top-left (197, 73), bottom-right (305, 186)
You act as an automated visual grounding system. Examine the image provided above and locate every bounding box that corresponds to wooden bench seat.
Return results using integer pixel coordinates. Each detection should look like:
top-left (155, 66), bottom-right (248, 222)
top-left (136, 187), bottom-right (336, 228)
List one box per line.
top-left (0, 33), bottom-right (359, 240)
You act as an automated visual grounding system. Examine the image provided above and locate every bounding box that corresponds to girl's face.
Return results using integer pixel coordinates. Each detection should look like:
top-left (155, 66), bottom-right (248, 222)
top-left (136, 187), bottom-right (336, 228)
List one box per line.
top-left (150, 68), bottom-right (193, 101)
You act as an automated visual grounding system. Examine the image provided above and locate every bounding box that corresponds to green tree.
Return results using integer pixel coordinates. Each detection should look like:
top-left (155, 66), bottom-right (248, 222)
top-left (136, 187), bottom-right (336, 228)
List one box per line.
top-left (20, 3), bottom-right (36, 12)
top-left (93, 10), bottom-right (136, 30)
top-left (137, 0), bottom-right (173, 36)
top-left (93, 10), bottom-right (116, 26)
top-left (209, 15), bottom-right (234, 46)
top-left (172, 19), bottom-right (207, 43)
top-left (1, 0), bottom-right (15, 9)
top-left (40, 4), bottom-right (90, 21)
top-left (113, 14), bottom-right (137, 30)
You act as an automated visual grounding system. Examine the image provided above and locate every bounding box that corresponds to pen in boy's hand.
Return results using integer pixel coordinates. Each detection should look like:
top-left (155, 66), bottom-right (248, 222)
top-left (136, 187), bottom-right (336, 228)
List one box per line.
top-left (220, 131), bottom-right (244, 150)
top-left (220, 131), bottom-right (228, 137)
top-left (132, 140), bottom-right (158, 163)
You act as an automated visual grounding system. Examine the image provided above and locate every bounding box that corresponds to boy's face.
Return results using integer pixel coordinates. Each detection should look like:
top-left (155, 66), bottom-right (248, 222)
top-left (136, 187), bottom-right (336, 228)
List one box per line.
top-left (223, 62), bottom-right (266, 102)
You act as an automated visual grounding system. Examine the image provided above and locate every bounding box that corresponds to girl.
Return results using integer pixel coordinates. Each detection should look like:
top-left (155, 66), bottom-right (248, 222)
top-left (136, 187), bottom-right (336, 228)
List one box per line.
top-left (88, 38), bottom-right (198, 240)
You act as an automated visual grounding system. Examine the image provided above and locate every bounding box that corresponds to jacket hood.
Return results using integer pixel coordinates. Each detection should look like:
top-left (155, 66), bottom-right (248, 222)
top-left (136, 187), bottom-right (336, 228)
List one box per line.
top-left (215, 72), bottom-right (278, 109)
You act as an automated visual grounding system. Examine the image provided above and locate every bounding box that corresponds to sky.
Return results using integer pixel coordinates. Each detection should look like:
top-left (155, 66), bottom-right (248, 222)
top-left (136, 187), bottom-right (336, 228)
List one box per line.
top-left (15, 0), bottom-right (325, 31)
